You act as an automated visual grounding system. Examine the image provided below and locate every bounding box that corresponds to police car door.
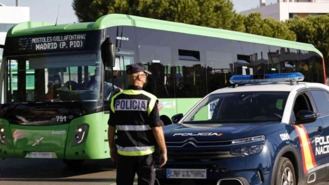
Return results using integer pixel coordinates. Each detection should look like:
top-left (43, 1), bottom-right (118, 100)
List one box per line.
top-left (292, 92), bottom-right (321, 174)
top-left (309, 89), bottom-right (329, 171)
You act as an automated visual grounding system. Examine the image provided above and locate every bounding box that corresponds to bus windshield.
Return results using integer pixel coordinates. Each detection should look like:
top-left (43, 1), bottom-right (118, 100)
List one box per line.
top-left (4, 53), bottom-right (102, 103)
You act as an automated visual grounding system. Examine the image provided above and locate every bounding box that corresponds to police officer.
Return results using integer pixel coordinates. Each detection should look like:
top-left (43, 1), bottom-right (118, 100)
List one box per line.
top-left (108, 63), bottom-right (167, 185)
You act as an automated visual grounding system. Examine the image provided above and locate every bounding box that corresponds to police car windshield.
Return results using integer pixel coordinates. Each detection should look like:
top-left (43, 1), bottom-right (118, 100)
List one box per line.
top-left (184, 92), bottom-right (289, 124)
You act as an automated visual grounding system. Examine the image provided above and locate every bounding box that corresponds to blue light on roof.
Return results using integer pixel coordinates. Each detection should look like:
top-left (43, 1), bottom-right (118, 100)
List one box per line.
top-left (229, 72), bottom-right (305, 85)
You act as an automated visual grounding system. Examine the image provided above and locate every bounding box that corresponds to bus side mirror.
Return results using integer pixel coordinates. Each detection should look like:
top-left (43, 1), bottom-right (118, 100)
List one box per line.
top-left (101, 38), bottom-right (115, 68)
top-left (172, 113), bottom-right (183, 124)
top-left (295, 110), bottom-right (317, 124)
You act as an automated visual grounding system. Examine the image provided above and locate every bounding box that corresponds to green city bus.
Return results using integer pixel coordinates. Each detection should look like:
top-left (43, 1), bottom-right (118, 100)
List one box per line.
top-left (0, 14), bottom-right (325, 165)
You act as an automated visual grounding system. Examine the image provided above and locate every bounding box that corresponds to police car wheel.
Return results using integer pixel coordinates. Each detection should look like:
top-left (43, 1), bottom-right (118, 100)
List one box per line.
top-left (275, 157), bottom-right (296, 185)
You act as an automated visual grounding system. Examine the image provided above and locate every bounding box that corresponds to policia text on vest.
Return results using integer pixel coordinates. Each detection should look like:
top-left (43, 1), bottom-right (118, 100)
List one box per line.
top-left (108, 63), bottom-right (167, 185)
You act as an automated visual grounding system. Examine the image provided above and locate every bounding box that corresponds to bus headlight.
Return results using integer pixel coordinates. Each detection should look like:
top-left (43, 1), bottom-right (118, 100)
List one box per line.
top-left (74, 124), bottom-right (89, 145)
top-left (230, 135), bottom-right (265, 157)
top-left (0, 127), bottom-right (6, 144)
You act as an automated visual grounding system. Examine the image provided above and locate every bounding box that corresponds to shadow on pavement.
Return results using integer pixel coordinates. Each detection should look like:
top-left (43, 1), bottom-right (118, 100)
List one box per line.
top-left (0, 158), bottom-right (116, 180)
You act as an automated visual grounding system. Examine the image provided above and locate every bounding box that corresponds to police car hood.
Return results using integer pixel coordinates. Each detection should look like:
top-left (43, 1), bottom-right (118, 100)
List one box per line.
top-left (164, 122), bottom-right (281, 142)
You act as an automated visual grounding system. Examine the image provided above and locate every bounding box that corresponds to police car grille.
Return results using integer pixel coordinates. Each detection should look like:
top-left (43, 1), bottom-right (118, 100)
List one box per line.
top-left (168, 150), bottom-right (232, 160)
top-left (167, 138), bottom-right (233, 160)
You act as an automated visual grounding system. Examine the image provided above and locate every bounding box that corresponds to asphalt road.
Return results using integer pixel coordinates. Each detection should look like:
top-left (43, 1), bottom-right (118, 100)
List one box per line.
top-left (0, 159), bottom-right (117, 185)
top-left (0, 159), bottom-right (326, 185)
top-left (0, 159), bottom-right (196, 185)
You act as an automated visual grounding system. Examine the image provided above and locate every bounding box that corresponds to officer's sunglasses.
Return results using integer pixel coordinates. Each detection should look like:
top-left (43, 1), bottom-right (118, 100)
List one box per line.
top-left (139, 73), bottom-right (148, 78)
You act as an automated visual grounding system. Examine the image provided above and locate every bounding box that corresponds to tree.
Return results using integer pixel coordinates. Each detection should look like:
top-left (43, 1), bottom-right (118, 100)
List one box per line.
top-left (287, 15), bottom-right (329, 65)
top-left (244, 13), bottom-right (295, 40)
top-left (244, 13), bottom-right (264, 35)
top-left (196, 0), bottom-right (235, 29)
top-left (72, 0), bottom-right (240, 30)
top-left (72, 0), bottom-right (295, 44)
top-left (72, 0), bottom-right (114, 22)
top-left (230, 14), bottom-right (246, 32)
top-left (286, 16), bottom-right (315, 43)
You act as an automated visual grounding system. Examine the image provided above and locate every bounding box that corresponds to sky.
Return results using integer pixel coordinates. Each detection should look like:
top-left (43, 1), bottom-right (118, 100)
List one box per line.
top-left (0, 0), bottom-right (278, 24)
top-left (0, 0), bottom-right (78, 23)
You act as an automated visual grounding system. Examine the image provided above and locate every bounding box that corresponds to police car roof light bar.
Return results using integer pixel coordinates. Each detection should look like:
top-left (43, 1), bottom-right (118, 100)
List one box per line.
top-left (229, 72), bottom-right (305, 85)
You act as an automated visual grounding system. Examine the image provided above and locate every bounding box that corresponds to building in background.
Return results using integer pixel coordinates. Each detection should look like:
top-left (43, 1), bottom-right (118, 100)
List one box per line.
top-left (241, 0), bottom-right (329, 21)
top-left (0, 4), bottom-right (29, 59)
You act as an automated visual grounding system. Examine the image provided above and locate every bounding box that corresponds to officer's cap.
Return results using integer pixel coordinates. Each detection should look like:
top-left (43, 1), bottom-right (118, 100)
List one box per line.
top-left (126, 63), bottom-right (152, 75)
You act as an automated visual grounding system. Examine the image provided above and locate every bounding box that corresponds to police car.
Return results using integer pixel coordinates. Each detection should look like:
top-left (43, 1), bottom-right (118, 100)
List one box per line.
top-left (157, 73), bottom-right (329, 185)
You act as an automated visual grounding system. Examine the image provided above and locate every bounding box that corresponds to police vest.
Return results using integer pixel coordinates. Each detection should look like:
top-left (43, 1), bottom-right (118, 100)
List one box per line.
top-left (110, 89), bottom-right (158, 156)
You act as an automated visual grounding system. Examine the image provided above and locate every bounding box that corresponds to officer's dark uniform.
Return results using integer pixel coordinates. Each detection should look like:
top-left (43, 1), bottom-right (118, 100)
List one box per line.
top-left (108, 85), bottom-right (162, 185)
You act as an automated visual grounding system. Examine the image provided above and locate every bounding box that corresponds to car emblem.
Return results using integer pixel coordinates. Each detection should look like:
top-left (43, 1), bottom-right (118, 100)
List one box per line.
top-left (186, 141), bottom-right (198, 147)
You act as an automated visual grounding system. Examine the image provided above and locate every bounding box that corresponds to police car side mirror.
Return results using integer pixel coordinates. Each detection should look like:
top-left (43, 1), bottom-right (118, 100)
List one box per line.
top-left (172, 113), bottom-right (183, 124)
top-left (160, 115), bottom-right (172, 126)
top-left (295, 110), bottom-right (317, 124)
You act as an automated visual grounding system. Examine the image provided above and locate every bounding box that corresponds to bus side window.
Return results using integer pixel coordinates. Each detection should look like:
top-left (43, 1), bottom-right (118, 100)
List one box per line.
top-left (112, 54), bottom-right (133, 89)
top-left (147, 63), bottom-right (169, 98)
top-left (173, 64), bottom-right (206, 98)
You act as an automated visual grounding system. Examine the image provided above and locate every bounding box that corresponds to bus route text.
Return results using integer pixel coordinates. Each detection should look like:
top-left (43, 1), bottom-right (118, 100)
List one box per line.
top-left (31, 34), bottom-right (86, 51)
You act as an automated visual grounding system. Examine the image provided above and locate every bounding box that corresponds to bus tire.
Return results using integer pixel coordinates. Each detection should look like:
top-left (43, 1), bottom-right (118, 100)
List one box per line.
top-left (274, 157), bottom-right (296, 185)
top-left (63, 159), bottom-right (84, 168)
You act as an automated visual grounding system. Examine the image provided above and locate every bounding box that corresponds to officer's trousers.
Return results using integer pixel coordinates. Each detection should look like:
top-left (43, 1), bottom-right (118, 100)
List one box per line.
top-left (116, 154), bottom-right (155, 185)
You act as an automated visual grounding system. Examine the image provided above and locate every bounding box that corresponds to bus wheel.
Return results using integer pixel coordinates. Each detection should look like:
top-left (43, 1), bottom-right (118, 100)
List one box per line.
top-left (63, 159), bottom-right (84, 168)
top-left (275, 157), bottom-right (296, 185)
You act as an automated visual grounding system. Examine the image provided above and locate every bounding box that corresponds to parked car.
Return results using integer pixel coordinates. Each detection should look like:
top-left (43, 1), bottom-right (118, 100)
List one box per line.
top-left (157, 73), bottom-right (329, 185)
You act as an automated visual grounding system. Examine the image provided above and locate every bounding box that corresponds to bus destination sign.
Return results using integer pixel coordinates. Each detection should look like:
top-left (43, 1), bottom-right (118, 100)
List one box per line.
top-left (18, 33), bottom-right (87, 52)
top-left (31, 34), bottom-right (86, 51)
top-left (4, 31), bottom-right (101, 56)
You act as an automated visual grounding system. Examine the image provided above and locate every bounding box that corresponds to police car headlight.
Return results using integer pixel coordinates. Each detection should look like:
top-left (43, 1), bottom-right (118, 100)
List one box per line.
top-left (230, 135), bottom-right (265, 157)
top-left (73, 124), bottom-right (89, 145)
top-left (0, 127), bottom-right (6, 144)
